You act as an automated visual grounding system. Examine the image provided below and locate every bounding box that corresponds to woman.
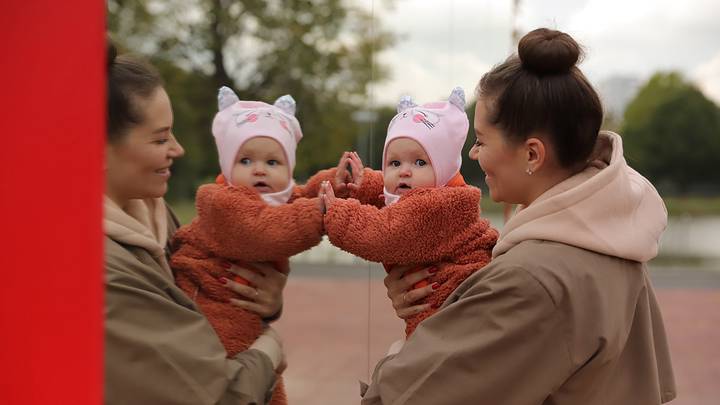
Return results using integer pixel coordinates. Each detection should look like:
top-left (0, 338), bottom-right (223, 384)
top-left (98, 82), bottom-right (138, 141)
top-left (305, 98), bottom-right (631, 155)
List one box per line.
top-left (104, 41), bottom-right (287, 404)
top-left (363, 28), bottom-right (676, 404)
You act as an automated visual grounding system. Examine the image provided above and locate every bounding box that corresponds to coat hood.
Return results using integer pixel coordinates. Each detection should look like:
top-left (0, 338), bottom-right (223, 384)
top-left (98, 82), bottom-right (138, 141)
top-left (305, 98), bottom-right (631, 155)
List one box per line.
top-left (493, 131), bottom-right (667, 263)
top-left (104, 196), bottom-right (172, 277)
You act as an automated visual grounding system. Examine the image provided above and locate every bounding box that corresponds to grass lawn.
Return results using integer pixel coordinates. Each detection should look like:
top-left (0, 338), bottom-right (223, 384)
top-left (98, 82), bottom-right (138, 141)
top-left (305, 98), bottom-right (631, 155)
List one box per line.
top-left (662, 196), bottom-right (720, 216)
top-left (168, 200), bottom-right (197, 225)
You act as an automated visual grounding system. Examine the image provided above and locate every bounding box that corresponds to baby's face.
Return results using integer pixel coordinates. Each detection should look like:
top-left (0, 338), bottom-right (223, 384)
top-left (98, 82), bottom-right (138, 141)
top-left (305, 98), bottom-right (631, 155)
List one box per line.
top-left (384, 138), bottom-right (436, 195)
top-left (231, 136), bottom-right (290, 193)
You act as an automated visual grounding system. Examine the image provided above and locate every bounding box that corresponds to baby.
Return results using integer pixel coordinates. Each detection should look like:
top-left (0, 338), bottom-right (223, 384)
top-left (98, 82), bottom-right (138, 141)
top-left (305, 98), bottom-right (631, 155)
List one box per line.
top-left (320, 88), bottom-right (499, 336)
top-left (170, 87), bottom-right (336, 405)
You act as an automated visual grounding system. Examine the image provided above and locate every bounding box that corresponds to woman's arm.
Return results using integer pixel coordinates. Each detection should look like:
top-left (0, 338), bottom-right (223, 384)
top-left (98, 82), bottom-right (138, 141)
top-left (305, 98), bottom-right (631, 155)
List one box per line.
top-left (361, 263), bottom-right (572, 404)
top-left (105, 262), bottom-right (281, 405)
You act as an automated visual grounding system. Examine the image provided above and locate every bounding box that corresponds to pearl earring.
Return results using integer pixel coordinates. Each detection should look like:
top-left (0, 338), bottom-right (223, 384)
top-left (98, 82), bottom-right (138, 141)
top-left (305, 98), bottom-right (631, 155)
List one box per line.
top-left (526, 168), bottom-right (533, 175)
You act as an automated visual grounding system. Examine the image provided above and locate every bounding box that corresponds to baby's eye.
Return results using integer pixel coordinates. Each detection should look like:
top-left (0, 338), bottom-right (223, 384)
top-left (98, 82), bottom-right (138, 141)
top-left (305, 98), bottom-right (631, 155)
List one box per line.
top-left (415, 159), bottom-right (427, 167)
top-left (389, 160), bottom-right (401, 167)
top-left (154, 138), bottom-right (169, 145)
top-left (267, 159), bottom-right (279, 166)
top-left (239, 158), bottom-right (251, 165)
top-left (474, 139), bottom-right (484, 147)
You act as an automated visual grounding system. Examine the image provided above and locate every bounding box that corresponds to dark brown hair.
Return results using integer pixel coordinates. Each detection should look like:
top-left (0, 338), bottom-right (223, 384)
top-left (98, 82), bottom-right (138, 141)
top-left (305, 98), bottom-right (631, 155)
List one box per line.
top-left (476, 28), bottom-right (603, 169)
top-left (107, 39), bottom-right (164, 143)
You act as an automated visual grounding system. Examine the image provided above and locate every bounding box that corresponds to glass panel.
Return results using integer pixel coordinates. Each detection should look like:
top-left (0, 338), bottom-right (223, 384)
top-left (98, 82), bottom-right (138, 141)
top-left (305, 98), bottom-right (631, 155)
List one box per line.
top-left (107, 1), bottom-right (720, 403)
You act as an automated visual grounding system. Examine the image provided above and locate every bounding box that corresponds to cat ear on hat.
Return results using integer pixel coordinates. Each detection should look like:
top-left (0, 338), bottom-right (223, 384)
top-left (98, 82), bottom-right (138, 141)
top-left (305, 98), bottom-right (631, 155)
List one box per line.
top-left (218, 86), bottom-right (240, 111)
top-left (396, 95), bottom-right (417, 113)
top-left (274, 94), bottom-right (303, 143)
top-left (274, 94), bottom-right (296, 116)
top-left (448, 86), bottom-right (466, 111)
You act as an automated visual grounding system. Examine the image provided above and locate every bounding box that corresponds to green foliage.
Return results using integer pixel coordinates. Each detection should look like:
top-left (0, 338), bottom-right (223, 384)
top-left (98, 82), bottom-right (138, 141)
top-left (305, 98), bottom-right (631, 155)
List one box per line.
top-left (108, 0), bottom-right (395, 200)
top-left (621, 72), bottom-right (720, 194)
top-left (460, 101), bottom-right (485, 187)
top-left (663, 196), bottom-right (720, 216)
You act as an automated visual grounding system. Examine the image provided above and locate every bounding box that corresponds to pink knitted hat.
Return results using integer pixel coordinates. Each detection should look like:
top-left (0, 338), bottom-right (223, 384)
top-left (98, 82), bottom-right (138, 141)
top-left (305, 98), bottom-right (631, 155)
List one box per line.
top-left (383, 87), bottom-right (469, 187)
top-left (211, 86), bottom-right (303, 184)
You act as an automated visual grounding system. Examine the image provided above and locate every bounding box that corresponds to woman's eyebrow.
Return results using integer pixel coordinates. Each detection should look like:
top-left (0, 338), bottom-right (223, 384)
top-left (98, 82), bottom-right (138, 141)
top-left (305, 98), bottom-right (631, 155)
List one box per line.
top-left (152, 126), bottom-right (171, 134)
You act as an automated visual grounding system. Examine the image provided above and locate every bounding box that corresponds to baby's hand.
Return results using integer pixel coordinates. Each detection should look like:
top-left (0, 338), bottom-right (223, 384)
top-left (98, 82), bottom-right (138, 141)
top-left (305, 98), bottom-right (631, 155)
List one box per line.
top-left (319, 180), bottom-right (337, 213)
top-left (334, 151), bottom-right (365, 192)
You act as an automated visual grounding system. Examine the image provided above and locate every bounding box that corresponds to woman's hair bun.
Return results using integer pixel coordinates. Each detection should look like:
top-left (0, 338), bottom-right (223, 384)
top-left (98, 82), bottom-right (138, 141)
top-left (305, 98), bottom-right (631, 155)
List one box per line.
top-left (107, 37), bottom-right (118, 70)
top-left (518, 28), bottom-right (581, 75)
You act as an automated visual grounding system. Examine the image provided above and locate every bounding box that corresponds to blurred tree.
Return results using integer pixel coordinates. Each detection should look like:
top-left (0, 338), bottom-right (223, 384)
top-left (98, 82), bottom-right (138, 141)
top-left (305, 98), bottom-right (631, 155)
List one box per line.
top-left (622, 72), bottom-right (720, 194)
top-left (460, 101), bottom-right (485, 187)
top-left (108, 0), bottom-right (395, 200)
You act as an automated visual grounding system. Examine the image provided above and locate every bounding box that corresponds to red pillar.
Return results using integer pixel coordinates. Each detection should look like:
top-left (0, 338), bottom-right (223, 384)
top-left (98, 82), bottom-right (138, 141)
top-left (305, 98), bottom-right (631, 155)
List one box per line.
top-left (0, 2), bottom-right (104, 404)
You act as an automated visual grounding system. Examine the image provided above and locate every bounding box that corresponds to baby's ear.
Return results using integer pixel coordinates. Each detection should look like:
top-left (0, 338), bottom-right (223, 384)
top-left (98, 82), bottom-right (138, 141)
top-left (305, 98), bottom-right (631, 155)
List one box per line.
top-left (448, 86), bottom-right (466, 111)
top-left (218, 86), bottom-right (239, 111)
top-left (397, 95), bottom-right (417, 113)
top-left (274, 95), bottom-right (296, 116)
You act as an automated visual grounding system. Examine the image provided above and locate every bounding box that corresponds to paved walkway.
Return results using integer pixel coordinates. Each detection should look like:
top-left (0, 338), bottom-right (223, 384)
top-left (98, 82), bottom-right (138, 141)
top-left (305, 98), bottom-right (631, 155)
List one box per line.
top-left (273, 263), bottom-right (720, 404)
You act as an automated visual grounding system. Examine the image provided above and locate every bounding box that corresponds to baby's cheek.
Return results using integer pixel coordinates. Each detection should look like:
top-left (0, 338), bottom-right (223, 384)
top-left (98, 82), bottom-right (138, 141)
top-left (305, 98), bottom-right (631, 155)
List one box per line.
top-left (383, 173), bottom-right (396, 190)
top-left (419, 167), bottom-right (436, 187)
top-left (230, 166), bottom-right (253, 188)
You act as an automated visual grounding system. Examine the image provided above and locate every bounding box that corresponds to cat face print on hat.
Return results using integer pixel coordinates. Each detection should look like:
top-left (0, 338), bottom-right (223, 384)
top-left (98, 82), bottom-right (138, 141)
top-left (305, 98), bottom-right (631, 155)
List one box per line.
top-left (383, 87), bottom-right (470, 188)
top-left (211, 86), bottom-right (303, 184)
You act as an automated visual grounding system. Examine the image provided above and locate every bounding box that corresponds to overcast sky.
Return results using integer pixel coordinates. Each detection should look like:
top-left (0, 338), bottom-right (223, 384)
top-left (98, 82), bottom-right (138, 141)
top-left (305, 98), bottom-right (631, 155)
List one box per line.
top-left (363, 0), bottom-right (720, 108)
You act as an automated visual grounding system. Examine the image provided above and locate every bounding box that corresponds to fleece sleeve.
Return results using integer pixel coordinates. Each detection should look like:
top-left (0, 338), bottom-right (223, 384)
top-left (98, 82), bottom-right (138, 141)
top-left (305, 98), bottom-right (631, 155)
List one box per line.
top-left (324, 187), bottom-right (480, 264)
top-left (291, 168), bottom-right (341, 199)
top-left (360, 263), bottom-right (572, 405)
top-left (347, 169), bottom-right (386, 208)
top-left (293, 168), bottom-right (384, 208)
top-left (196, 184), bottom-right (324, 261)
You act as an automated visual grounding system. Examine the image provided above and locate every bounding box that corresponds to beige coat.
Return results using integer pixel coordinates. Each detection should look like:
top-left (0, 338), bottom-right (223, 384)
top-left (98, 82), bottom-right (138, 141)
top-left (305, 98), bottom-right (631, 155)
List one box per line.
top-left (361, 240), bottom-right (675, 404)
top-left (361, 132), bottom-right (676, 404)
top-left (104, 199), bottom-right (276, 405)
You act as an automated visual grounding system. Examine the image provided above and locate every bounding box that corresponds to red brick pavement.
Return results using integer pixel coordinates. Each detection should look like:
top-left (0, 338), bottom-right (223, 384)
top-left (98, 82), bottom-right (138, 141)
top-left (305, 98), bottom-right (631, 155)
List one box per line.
top-left (274, 276), bottom-right (720, 404)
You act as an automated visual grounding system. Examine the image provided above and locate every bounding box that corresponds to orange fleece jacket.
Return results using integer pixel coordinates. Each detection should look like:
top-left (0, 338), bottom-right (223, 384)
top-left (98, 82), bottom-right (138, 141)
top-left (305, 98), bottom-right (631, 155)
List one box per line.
top-left (170, 170), bottom-right (332, 405)
top-left (325, 170), bottom-right (499, 336)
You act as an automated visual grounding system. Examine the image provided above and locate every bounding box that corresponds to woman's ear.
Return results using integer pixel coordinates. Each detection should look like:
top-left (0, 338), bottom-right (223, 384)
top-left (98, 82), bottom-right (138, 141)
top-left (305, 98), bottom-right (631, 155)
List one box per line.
top-left (524, 137), bottom-right (546, 174)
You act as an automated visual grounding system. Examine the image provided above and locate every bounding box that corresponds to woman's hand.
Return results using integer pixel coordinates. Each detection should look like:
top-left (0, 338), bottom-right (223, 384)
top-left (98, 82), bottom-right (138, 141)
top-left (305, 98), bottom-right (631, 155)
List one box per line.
top-left (249, 326), bottom-right (287, 372)
top-left (384, 265), bottom-right (437, 319)
top-left (221, 262), bottom-right (287, 319)
top-left (334, 151), bottom-right (365, 192)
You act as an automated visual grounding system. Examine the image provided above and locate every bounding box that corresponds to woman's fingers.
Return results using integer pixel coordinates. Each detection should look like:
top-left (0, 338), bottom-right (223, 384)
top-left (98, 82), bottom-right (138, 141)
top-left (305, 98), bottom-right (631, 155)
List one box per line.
top-left (396, 303), bottom-right (431, 320)
top-left (229, 297), bottom-right (265, 313)
top-left (399, 267), bottom-right (433, 290)
top-left (384, 264), bottom-right (412, 287)
top-left (384, 265), bottom-right (436, 319)
top-left (395, 282), bottom-right (434, 308)
top-left (221, 277), bottom-right (261, 299)
top-left (384, 265), bottom-right (433, 293)
top-left (227, 265), bottom-right (263, 286)
top-left (224, 262), bottom-right (286, 319)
